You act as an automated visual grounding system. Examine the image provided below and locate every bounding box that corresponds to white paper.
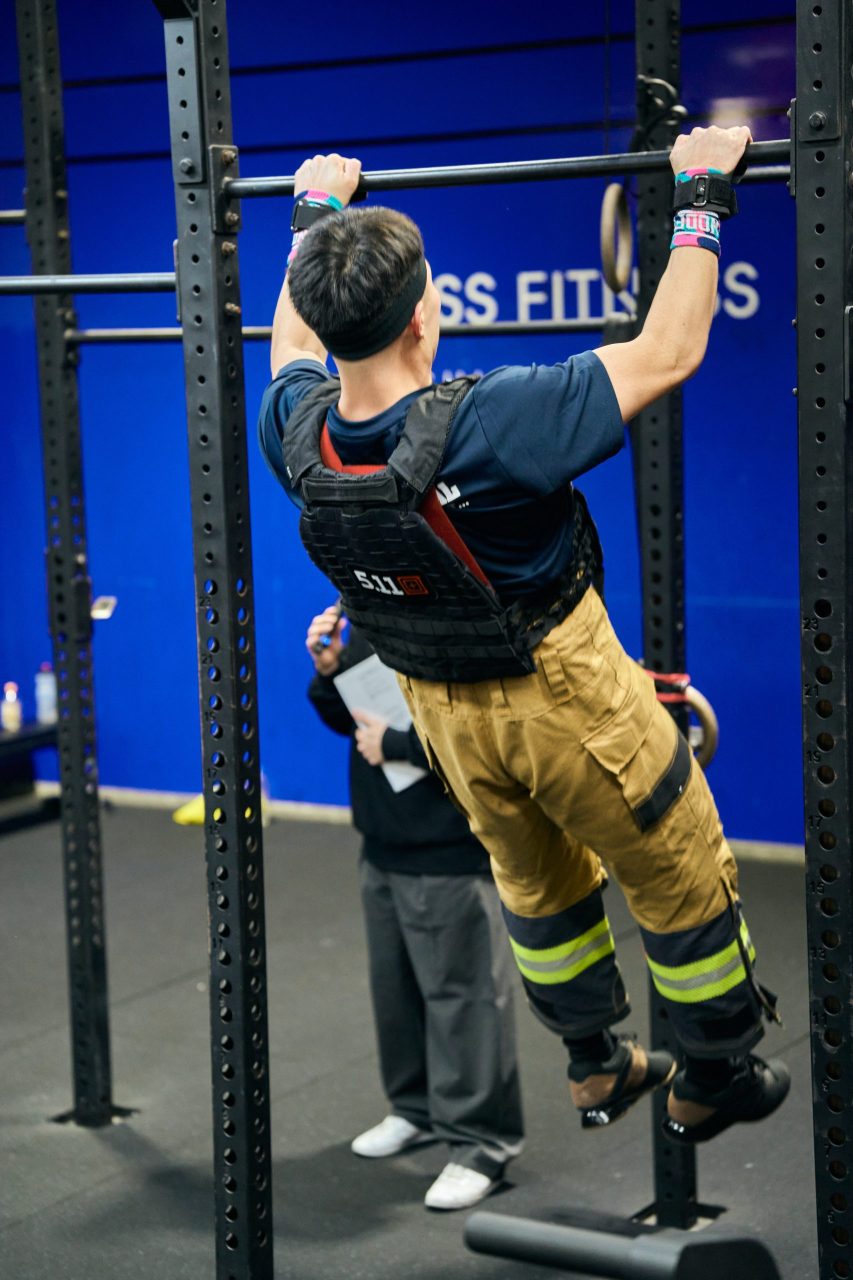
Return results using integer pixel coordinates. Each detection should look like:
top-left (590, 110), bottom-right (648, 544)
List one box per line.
top-left (333, 654), bottom-right (428, 793)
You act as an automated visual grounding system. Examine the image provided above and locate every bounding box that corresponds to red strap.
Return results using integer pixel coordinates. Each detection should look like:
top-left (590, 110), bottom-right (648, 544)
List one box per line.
top-left (320, 421), bottom-right (383, 475)
top-left (418, 489), bottom-right (492, 588)
top-left (644, 668), bottom-right (691, 705)
top-left (319, 422), bottom-right (493, 589)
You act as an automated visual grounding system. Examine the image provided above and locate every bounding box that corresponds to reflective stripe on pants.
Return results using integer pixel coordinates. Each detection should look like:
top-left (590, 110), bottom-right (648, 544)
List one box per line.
top-left (501, 886), bottom-right (629, 1036)
top-left (641, 909), bottom-right (762, 1057)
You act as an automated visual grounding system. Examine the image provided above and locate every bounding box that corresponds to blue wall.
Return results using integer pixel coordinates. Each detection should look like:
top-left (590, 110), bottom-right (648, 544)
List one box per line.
top-left (0, 3), bottom-right (800, 842)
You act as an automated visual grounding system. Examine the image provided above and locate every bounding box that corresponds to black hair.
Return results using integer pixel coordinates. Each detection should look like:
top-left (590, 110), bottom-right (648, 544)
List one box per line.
top-left (287, 206), bottom-right (424, 335)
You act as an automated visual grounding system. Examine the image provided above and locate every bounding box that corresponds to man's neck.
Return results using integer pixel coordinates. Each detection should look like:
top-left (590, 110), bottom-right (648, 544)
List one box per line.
top-left (336, 350), bottom-right (432, 421)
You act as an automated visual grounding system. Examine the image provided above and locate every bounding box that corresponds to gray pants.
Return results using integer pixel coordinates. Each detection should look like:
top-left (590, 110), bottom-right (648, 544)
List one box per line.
top-left (359, 858), bottom-right (524, 1179)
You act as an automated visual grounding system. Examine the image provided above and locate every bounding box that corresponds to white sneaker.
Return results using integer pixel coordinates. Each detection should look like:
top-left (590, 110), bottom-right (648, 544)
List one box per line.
top-left (423, 1162), bottom-right (500, 1211)
top-left (351, 1115), bottom-right (432, 1158)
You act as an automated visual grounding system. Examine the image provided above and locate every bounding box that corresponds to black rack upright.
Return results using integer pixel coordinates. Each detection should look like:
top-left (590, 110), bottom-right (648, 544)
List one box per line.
top-left (795, 3), bottom-right (853, 1278)
top-left (630, 0), bottom-right (698, 1230)
top-left (153, 3), bottom-right (275, 1277)
top-left (14, 0), bottom-right (113, 1128)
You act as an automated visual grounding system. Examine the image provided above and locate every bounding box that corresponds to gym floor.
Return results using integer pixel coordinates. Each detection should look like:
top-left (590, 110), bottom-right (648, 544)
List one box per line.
top-left (1, 805), bottom-right (815, 1279)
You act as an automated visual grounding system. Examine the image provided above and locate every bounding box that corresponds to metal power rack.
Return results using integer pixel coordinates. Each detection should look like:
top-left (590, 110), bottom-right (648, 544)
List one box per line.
top-left (3, 0), bottom-right (845, 1277)
top-left (12, 0), bottom-right (115, 1129)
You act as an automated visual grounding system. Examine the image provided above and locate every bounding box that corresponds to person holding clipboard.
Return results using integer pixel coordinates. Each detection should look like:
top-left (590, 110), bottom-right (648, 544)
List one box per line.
top-left (306, 604), bottom-right (524, 1212)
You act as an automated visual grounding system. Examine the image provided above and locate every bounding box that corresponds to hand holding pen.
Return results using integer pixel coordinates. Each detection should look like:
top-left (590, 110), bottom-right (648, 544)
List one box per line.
top-left (305, 601), bottom-right (345, 676)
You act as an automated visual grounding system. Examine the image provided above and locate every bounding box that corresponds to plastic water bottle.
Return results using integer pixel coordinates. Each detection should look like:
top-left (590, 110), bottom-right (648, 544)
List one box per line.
top-left (35, 662), bottom-right (58, 725)
top-left (1, 682), bottom-right (22, 732)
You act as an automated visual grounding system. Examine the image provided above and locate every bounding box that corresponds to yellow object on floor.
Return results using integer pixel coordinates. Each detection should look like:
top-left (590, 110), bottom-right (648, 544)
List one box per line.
top-left (172, 794), bottom-right (205, 825)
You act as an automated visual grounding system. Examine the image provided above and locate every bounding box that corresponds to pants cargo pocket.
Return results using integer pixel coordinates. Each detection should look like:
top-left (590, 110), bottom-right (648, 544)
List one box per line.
top-left (581, 663), bottom-right (691, 833)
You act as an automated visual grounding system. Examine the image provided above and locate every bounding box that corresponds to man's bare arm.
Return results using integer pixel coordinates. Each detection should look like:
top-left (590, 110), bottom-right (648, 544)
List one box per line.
top-left (270, 277), bottom-right (328, 376)
top-left (595, 125), bottom-right (751, 423)
top-left (269, 153), bottom-right (362, 377)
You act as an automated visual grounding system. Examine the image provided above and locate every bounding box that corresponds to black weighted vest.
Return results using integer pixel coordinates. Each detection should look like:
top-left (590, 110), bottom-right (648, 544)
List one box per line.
top-left (282, 376), bottom-right (603, 683)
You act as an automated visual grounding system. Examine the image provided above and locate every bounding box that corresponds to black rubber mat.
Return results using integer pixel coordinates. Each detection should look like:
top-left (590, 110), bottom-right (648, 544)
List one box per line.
top-left (0, 805), bottom-right (815, 1279)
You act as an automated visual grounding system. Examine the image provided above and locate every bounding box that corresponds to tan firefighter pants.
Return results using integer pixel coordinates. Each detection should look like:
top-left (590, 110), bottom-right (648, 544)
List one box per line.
top-left (399, 585), bottom-right (739, 938)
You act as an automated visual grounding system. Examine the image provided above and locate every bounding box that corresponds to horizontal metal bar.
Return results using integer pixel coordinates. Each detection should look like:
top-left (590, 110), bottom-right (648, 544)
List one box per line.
top-left (65, 326), bottom-right (266, 343)
top-left (64, 317), bottom-right (607, 345)
top-left (0, 209), bottom-right (26, 225)
top-left (226, 138), bottom-right (790, 199)
top-left (443, 318), bottom-right (606, 335)
top-left (0, 272), bottom-right (176, 295)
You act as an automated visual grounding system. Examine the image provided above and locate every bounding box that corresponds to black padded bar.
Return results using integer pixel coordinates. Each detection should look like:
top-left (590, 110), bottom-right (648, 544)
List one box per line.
top-left (464, 1212), bottom-right (782, 1279)
top-left (0, 209), bottom-right (26, 225)
top-left (226, 138), bottom-right (790, 199)
top-left (0, 272), bottom-right (176, 295)
top-left (63, 317), bottom-right (608, 344)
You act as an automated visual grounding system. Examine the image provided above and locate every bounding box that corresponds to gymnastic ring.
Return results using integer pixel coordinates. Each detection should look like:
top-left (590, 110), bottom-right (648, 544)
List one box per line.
top-left (684, 684), bottom-right (719, 770)
top-left (599, 182), bottom-right (634, 295)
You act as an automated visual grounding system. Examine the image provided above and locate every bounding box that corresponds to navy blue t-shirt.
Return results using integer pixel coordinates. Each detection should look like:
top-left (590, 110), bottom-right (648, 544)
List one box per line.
top-left (258, 353), bottom-right (624, 602)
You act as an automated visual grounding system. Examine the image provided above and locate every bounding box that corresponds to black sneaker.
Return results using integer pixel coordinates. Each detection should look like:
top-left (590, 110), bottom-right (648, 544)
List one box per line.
top-left (569, 1037), bottom-right (676, 1129)
top-left (661, 1054), bottom-right (791, 1145)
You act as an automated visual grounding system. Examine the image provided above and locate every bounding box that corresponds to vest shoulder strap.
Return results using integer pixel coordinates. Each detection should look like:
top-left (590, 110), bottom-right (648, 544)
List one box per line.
top-left (390, 376), bottom-right (477, 495)
top-left (281, 377), bottom-right (342, 490)
top-left (282, 375), bottom-right (478, 498)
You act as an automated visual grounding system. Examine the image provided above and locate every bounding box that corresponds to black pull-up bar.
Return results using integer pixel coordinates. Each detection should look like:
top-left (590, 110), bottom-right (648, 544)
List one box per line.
top-left (0, 139), bottom-right (790, 303)
top-left (225, 138), bottom-right (790, 200)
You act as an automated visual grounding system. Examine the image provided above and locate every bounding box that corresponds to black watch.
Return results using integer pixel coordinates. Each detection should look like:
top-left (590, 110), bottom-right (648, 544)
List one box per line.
top-left (291, 199), bottom-right (340, 232)
top-left (673, 173), bottom-right (738, 220)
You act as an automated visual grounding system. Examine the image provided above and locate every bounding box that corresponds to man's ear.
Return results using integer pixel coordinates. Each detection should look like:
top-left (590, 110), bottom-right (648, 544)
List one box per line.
top-left (411, 300), bottom-right (426, 340)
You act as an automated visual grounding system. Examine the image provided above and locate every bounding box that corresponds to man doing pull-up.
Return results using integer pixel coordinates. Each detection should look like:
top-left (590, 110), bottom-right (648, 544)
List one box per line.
top-left (258, 125), bottom-right (789, 1151)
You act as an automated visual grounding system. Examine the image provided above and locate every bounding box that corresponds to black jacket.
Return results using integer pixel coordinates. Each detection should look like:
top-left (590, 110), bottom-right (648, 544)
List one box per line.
top-left (307, 627), bottom-right (490, 876)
